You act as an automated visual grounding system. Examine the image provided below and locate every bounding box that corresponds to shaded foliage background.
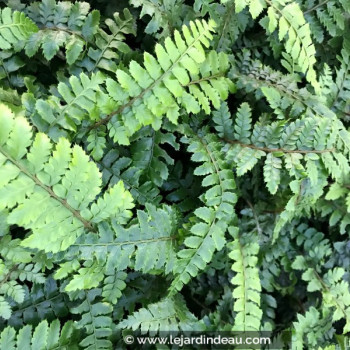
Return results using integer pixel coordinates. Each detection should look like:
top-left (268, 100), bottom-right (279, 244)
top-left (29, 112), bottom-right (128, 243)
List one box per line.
top-left (0, 0), bottom-right (349, 349)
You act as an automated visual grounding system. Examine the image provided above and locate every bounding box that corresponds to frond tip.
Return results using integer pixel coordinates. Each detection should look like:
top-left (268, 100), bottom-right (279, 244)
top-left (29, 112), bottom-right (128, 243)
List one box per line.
top-left (0, 8), bottom-right (38, 50)
top-left (229, 227), bottom-right (262, 332)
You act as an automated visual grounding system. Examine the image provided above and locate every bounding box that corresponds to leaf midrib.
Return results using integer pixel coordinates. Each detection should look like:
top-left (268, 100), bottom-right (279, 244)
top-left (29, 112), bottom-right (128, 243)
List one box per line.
top-left (0, 146), bottom-right (95, 232)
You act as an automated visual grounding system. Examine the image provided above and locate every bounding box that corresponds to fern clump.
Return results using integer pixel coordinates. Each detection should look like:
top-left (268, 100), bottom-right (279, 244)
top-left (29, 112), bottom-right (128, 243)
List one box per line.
top-left (0, 0), bottom-right (350, 349)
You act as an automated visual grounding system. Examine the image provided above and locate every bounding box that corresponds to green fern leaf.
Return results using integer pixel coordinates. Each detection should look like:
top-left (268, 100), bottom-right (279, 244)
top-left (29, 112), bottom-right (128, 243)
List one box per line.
top-left (56, 204), bottom-right (177, 293)
top-left (0, 319), bottom-right (79, 350)
top-left (73, 9), bottom-right (135, 73)
top-left (118, 295), bottom-right (203, 335)
top-left (34, 72), bottom-right (105, 139)
top-left (169, 130), bottom-right (237, 294)
top-left (233, 102), bottom-right (252, 143)
top-left (89, 20), bottom-right (234, 145)
top-left (229, 227), bottom-right (262, 331)
top-left (24, 0), bottom-right (99, 63)
top-left (0, 104), bottom-right (134, 253)
top-left (263, 153), bottom-right (282, 194)
top-left (71, 289), bottom-right (113, 350)
top-left (0, 8), bottom-right (38, 50)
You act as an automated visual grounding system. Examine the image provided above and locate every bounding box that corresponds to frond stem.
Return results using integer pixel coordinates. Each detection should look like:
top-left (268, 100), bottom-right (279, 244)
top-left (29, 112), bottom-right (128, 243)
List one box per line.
top-left (303, 0), bottom-right (330, 14)
top-left (223, 138), bottom-right (335, 154)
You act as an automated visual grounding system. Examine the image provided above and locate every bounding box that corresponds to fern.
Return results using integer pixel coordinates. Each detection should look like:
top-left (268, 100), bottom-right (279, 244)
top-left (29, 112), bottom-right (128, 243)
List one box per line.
top-left (85, 20), bottom-right (234, 145)
top-left (169, 127), bottom-right (237, 294)
top-left (98, 148), bottom-right (162, 205)
top-left (0, 319), bottom-right (80, 349)
top-left (0, 51), bottom-right (26, 90)
top-left (302, 0), bottom-right (350, 43)
top-left (194, 0), bottom-right (250, 52)
top-left (31, 71), bottom-right (105, 140)
top-left (130, 0), bottom-right (192, 39)
top-left (0, 233), bottom-right (47, 320)
top-left (292, 307), bottom-right (334, 350)
top-left (231, 53), bottom-right (334, 119)
top-left (224, 103), bottom-right (349, 195)
top-left (130, 127), bottom-right (179, 187)
top-left (7, 277), bottom-right (70, 328)
top-left (229, 227), bottom-right (262, 331)
top-left (324, 40), bottom-right (350, 121)
top-left (118, 295), bottom-right (203, 334)
top-left (1, 0), bottom-right (350, 347)
top-left (53, 204), bottom-right (177, 293)
top-left (71, 289), bottom-right (112, 350)
top-left (72, 9), bottom-right (136, 74)
top-left (292, 227), bottom-right (350, 333)
top-left (0, 8), bottom-right (38, 50)
top-left (235, 0), bottom-right (319, 89)
top-left (0, 104), bottom-right (134, 253)
top-left (24, 0), bottom-right (99, 63)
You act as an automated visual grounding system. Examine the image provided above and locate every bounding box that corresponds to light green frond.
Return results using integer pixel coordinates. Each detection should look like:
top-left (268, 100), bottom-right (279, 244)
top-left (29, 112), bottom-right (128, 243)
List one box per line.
top-left (0, 319), bottom-right (79, 350)
top-left (56, 204), bottom-right (176, 293)
top-left (90, 20), bottom-right (234, 145)
top-left (0, 8), bottom-right (38, 50)
top-left (33, 72), bottom-right (105, 140)
top-left (118, 295), bottom-right (203, 335)
top-left (235, 0), bottom-right (319, 89)
top-left (0, 104), bottom-right (134, 253)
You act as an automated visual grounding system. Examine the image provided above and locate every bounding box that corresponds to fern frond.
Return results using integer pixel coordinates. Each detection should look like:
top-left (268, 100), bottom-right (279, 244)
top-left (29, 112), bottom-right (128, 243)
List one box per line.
top-left (0, 86), bottom-right (21, 107)
top-left (8, 277), bottom-right (70, 328)
top-left (73, 9), bottom-right (136, 73)
top-left (228, 227), bottom-right (262, 331)
top-left (291, 225), bottom-right (350, 333)
top-left (130, 0), bottom-right (192, 38)
top-left (303, 0), bottom-right (350, 43)
top-left (231, 54), bottom-right (333, 119)
top-left (0, 8), bottom-right (38, 50)
top-left (55, 204), bottom-right (177, 292)
top-left (0, 104), bottom-right (134, 253)
top-left (102, 271), bottom-right (127, 304)
top-left (169, 129), bottom-right (237, 294)
top-left (317, 170), bottom-right (350, 234)
top-left (71, 289), bottom-right (112, 350)
top-left (32, 72), bottom-right (105, 140)
top-left (224, 103), bottom-right (350, 195)
top-left (213, 101), bottom-right (234, 139)
top-left (25, 0), bottom-right (99, 63)
top-left (195, 0), bottom-right (250, 52)
top-left (0, 51), bottom-right (26, 90)
top-left (233, 102), bottom-right (252, 143)
top-left (326, 41), bottom-right (350, 121)
top-left (292, 307), bottom-right (334, 350)
top-left (99, 148), bottom-right (162, 205)
top-left (235, 0), bottom-right (319, 89)
top-left (86, 20), bottom-right (234, 145)
top-left (118, 295), bottom-right (202, 335)
top-left (0, 233), bottom-right (49, 320)
top-left (0, 319), bottom-right (79, 349)
top-left (131, 127), bottom-right (179, 187)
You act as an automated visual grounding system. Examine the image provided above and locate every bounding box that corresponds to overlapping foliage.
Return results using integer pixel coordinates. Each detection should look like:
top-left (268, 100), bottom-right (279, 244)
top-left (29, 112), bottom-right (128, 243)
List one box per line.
top-left (0, 0), bottom-right (349, 349)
